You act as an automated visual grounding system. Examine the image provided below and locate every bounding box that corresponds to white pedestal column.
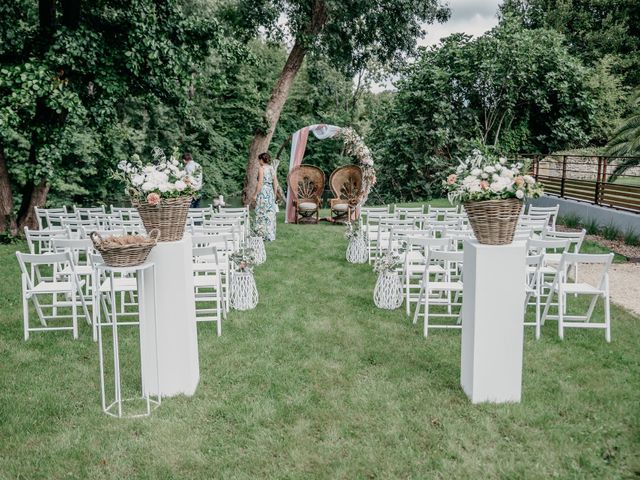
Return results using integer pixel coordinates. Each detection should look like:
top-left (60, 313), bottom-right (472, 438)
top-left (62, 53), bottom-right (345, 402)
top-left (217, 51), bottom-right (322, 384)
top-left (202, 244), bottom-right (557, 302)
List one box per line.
top-left (460, 240), bottom-right (526, 404)
top-left (141, 233), bottom-right (199, 397)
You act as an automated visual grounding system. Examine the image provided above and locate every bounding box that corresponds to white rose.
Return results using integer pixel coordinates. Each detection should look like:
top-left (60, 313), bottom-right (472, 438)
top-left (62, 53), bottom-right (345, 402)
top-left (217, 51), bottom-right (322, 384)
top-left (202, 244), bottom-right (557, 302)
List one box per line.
top-left (484, 166), bottom-right (496, 174)
top-left (502, 169), bottom-right (514, 179)
top-left (499, 157), bottom-right (507, 164)
top-left (481, 173), bottom-right (488, 179)
top-left (516, 189), bottom-right (524, 199)
top-left (143, 166), bottom-right (154, 174)
top-left (141, 181), bottom-right (154, 192)
top-left (471, 168), bottom-right (482, 176)
top-left (132, 174), bottom-right (144, 186)
top-left (524, 175), bottom-right (535, 184)
top-left (174, 180), bottom-right (187, 191)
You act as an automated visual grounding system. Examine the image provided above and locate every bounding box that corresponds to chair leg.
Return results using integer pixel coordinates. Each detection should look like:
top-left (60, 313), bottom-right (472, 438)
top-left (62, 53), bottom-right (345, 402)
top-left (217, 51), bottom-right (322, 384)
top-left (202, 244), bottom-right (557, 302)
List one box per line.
top-left (72, 289), bottom-right (78, 340)
top-left (412, 285), bottom-right (424, 325)
top-left (535, 294), bottom-right (541, 340)
top-left (405, 270), bottom-right (411, 316)
top-left (604, 293), bottom-right (611, 342)
top-left (558, 288), bottom-right (564, 340)
top-left (22, 277), bottom-right (29, 341)
top-left (423, 296), bottom-right (430, 338)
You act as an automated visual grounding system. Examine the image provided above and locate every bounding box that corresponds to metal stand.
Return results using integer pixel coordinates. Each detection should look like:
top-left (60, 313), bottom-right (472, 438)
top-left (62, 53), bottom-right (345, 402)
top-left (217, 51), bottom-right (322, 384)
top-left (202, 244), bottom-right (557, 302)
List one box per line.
top-left (96, 262), bottom-right (161, 418)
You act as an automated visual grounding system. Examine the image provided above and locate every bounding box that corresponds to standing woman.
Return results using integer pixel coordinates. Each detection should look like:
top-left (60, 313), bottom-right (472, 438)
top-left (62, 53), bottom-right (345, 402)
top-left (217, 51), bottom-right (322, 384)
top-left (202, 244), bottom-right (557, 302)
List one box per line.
top-left (251, 152), bottom-right (278, 241)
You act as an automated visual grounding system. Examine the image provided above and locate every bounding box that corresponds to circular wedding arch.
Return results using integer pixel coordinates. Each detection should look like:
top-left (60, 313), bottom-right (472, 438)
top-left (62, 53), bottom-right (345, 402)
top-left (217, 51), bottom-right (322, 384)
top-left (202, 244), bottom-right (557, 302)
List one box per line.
top-left (273, 124), bottom-right (376, 224)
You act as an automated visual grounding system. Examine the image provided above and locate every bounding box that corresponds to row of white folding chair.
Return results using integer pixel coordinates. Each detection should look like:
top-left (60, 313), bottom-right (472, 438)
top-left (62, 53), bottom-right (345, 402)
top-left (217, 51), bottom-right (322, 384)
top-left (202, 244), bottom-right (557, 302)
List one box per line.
top-left (16, 251), bottom-right (92, 340)
top-left (192, 232), bottom-right (235, 315)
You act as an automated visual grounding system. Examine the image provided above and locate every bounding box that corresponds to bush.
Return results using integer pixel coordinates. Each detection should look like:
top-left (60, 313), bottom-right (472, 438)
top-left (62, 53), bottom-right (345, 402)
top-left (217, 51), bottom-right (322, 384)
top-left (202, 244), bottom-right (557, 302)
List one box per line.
top-left (583, 217), bottom-right (601, 235)
top-left (623, 227), bottom-right (640, 246)
top-left (560, 213), bottom-right (582, 229)
top-left (602, 223), bottom-right (621, 241)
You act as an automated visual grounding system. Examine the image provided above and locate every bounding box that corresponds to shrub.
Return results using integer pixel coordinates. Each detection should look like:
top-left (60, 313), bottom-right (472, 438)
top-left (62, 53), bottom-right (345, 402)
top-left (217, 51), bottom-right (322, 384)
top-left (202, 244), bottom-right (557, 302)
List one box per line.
top-left (583, 217), bottom-right (601, 235)
top-left (623, 227), bottom-right (640, 246)
top-left (602, 223), bottom-right (621, 241)
top-left (560, 213), bottom-right (582, 229)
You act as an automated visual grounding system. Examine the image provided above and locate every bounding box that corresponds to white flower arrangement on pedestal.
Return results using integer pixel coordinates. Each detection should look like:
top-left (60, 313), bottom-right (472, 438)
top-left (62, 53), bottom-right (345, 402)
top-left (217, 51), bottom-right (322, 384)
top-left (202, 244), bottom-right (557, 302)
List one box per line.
top-left (372, 251), bottom-right (403, 309)
top-left (114, 147), bottom-right (202, 205)
top-left (443, 149), bottom-right (543, 204)
top-left (344, 221), bottom-right (367, 264)
top-left (339, 127), bottom-right (376, 206)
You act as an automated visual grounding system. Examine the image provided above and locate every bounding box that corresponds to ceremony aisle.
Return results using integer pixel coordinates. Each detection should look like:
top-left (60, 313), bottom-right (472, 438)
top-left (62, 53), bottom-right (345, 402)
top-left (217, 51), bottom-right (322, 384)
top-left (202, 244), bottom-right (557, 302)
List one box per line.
top-left (0, 214), bottom-right (639, 478)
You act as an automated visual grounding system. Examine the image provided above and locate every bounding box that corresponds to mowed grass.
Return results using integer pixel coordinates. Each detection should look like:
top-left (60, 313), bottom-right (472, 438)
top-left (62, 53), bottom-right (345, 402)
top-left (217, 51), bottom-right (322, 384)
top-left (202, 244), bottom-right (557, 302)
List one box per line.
top-left (0, 207), bottom-right (639, 478)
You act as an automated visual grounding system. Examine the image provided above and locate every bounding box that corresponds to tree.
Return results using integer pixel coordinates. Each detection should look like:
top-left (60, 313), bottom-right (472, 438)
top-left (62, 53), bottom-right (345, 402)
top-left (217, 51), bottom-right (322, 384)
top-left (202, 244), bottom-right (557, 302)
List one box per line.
top-left (500, 0), bottom-right (640, 86)
top-left (369, 23), bottom-right (619, 202)
top-left (220, 0), bottom-right (450, 204)
top-left (606, 90), bottom-right (640, 180)
top-left (0, 0), bottom-right (222, 231)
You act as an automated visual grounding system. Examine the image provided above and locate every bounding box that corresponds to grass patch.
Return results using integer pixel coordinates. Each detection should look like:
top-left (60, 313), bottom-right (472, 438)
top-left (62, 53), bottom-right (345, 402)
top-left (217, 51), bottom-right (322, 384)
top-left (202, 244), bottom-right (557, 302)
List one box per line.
top-left (0, 202), bottom-right (639, 478)
top-left (623, 227), bottom-right (640, 246)
top-left (559, 212), bottom-right (582, 229)
top-left (583, 217), bottom-right (601, 236)
top-left (601, 223), bottom-right (621, 241)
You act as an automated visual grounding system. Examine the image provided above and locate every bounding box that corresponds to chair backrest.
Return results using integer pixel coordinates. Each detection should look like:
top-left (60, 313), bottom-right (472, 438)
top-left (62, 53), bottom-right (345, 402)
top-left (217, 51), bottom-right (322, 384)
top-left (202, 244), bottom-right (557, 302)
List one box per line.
top-left (192, 245), bottom-right (221, 267)
top-left (191, 233), bottom-right (234, 255)
top-left (525, 254), bottom-right (544, 287)
top-left (394, 206), bottom-right (424, 217)
top-left (24, 227), bottom-right (70, 254)
top-left (427, 205), bottom-right (459, 220)
top-left (526, 238), bottom-right (570, 256)
top-left (543, 229), bottom-right (586, 253)
top-left (404, 236), bottom-right (449, 255)
top-left (287, 164), bottom-right (325, 203)
top-left (46, 211), bottom-right (77, 229)
top-left (559, 252), bottom-right (613, 288)
top-left (527, 204), bottom-right (559, 229)
top-left (329, 165), bottom-right (362, 204)
top-left (74, 206), bottom-right (106, 217)
top-left (52, 238), bottom-right (94, 266)
top-left (361, 206), bottom-right (391, 215)
top-left (16, 251), bottom-right (76, 290)
top-left (425, 249), bottom-right (464, 281)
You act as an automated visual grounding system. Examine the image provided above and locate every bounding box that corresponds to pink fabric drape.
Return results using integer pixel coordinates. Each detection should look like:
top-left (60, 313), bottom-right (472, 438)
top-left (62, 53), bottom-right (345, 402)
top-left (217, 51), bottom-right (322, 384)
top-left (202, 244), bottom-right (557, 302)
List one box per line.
top-left (285, 127), bottom-right (310, 223)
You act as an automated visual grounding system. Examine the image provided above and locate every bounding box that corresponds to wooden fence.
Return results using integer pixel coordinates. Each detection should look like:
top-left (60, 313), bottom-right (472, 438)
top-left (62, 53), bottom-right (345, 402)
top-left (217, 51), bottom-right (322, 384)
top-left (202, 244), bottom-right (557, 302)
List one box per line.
top-left (517, 154), bottom-right (640, 214)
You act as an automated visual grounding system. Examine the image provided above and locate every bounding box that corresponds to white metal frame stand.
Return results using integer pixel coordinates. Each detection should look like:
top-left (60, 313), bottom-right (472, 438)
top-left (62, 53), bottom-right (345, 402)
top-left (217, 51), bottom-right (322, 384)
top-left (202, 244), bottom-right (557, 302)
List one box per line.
top-left (96, 262), bottom-right (161, 418)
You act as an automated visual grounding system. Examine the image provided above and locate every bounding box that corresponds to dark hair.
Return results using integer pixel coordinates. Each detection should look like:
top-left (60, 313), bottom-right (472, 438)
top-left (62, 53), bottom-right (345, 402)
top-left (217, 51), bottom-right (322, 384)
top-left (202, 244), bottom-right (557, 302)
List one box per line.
top-left (182, 152), bottom-right (192, 162)
top-left (258, 152), bottom-right (271, 164)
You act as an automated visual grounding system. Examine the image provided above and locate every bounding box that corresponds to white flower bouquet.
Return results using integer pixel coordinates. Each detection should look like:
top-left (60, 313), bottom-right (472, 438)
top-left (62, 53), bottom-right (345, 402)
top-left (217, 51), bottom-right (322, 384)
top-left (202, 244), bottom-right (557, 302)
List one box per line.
top-left (230, 246), bottom-right (257, 272)
top-left (373, 251), bottom-right (401, 274)
top-left (340, 127), bottom-right (376, 205)
top-left (443, 149), bottom-right (543, 204)
top-left (344, 221), bottom-right (365, 240)
top-left (115, 147), bottom-right (201, 205)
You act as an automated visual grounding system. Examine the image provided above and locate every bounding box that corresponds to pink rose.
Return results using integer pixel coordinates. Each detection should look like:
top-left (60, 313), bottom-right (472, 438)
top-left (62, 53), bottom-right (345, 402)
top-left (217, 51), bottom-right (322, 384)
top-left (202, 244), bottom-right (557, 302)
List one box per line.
top-left (480, 180), bottom-right (490, 190)
top-left (447, 174), bottom-right (457, 185)
top-left (147, 192), bottom-right (161, 206)
top-left (514, 176), bottom-right (525, 187)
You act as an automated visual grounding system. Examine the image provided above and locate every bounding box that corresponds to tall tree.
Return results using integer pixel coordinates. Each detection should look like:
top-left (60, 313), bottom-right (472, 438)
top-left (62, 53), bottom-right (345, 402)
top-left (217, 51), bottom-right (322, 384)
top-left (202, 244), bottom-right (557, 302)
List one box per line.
top-left (221, 0), bottom-right (450, 204)
top-left (0, 0), bottom-right (222, 230)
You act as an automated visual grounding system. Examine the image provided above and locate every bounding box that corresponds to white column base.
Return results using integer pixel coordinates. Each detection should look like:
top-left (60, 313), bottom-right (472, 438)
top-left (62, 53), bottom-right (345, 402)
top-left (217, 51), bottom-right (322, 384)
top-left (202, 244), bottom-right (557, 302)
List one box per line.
top-left (141, 233), bottom-right (199, 397)
top-left (461, 240), bottom-right (526, 404)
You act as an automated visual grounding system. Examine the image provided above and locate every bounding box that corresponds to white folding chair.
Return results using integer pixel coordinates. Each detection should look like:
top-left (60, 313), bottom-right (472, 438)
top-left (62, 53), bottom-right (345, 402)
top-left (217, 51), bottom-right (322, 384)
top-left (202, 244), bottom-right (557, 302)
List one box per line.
top-left (192, 245), bottom-right (225, 336)
top-left (24, 227), bottom-right (70, 254)
top-left (404, 237), bottom-right (450, 316)
top-left (413, 249), bottom-right (464, 337)
top-left (541, 253), bottom-right (614, 342)
top-left (394, 206), bottom-right (424, 218)
top-left (52, 238), bottom-right (95, 304)
top-left (527, 204), bottom-right (559, 231)
top-left (192, 234), bottom-right (234, 314)
top-left (16, 251), bottom-right (90, 340)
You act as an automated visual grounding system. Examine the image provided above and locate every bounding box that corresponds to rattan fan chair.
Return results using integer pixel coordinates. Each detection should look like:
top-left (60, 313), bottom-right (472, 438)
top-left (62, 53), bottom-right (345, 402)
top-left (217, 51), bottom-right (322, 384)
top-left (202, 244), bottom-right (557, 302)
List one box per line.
top-left (287, 165), bottom-right (325, 224)
top-left (329, 165), bottom-right (362, 223)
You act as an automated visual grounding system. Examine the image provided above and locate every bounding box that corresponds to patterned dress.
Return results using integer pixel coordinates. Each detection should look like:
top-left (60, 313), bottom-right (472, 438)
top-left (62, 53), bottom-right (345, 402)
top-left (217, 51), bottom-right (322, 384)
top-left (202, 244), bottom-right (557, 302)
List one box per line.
top-left (255, 166), bottom-right (277, 241)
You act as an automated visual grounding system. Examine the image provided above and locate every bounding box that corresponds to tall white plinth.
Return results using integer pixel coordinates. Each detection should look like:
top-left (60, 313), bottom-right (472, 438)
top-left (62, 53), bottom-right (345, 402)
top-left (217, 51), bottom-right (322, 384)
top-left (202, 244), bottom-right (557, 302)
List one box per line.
top-left (141, 233), bottom-right (199, 397)
top-left (461, 240), bottom-right (526, 404)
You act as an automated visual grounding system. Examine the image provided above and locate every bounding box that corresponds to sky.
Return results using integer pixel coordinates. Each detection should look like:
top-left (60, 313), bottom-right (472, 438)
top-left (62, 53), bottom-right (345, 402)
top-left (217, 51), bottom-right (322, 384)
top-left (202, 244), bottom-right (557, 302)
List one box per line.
top-left (371, 0), bottom-right (502, 91)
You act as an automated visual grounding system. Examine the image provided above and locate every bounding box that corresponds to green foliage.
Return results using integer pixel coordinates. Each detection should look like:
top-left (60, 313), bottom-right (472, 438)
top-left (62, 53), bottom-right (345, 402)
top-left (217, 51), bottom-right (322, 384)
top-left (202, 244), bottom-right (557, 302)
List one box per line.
top-left (560, 213), bottom-right (582, 229)
top-left (369, 22), bottom-right (616, 201)
top-left (602, 223), bottom-right (621, 241)
top-left (623, 227), bottom-right (640, 246)
top-left (606, 89), bottom-right (640, 180)
top-left (584, 217), bottom-right (601, 235)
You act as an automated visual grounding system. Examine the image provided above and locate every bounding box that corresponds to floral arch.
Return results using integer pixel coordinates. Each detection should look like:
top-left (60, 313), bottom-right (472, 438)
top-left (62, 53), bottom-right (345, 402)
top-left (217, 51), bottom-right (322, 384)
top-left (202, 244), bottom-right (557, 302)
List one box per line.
top-left (275, 124), bottom-right (376, 223)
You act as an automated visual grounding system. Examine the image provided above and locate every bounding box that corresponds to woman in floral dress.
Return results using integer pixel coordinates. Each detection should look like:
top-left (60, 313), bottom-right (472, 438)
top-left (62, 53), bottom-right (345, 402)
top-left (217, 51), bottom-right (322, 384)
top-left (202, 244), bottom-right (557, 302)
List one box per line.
top-left (251, 152), bottom-right (279, 241)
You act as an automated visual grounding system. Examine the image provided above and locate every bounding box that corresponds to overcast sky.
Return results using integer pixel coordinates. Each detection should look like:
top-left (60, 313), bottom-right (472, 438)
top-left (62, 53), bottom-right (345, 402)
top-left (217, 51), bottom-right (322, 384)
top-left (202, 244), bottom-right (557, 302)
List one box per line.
top-left (371, 0), bottom-right (502, 91)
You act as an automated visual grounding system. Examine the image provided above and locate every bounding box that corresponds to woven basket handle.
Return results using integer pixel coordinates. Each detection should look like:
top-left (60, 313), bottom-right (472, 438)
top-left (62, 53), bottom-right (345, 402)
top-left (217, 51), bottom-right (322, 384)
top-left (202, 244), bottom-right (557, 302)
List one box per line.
top-left (89, 231), bottom-right (103, 248)
top-left (147, 228), bottom-right (161, 243)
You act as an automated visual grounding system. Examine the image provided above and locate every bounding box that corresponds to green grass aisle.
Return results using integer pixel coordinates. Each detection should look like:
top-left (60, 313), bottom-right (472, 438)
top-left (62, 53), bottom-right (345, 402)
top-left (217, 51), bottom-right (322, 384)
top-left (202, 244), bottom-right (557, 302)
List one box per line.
top-left (0, 220), bottom-right (639, 478)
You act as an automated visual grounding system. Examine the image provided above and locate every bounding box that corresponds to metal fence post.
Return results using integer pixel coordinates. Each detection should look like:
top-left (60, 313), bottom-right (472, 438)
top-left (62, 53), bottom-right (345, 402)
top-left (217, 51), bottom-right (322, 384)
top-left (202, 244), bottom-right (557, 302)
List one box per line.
top-left (560, 155), bottom-right (567, 198)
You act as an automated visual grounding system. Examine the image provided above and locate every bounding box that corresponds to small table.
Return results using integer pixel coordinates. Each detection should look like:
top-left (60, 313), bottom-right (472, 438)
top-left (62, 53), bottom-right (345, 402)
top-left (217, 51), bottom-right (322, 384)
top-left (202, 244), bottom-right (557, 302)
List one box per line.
top-left (95, 262), bottom-right (161, 418)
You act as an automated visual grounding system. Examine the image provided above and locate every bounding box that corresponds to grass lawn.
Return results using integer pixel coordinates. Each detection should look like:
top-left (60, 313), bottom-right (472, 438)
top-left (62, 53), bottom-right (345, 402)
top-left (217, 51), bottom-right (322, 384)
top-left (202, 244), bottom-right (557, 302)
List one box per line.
top-left (1, 204), bottom-right (639, 478)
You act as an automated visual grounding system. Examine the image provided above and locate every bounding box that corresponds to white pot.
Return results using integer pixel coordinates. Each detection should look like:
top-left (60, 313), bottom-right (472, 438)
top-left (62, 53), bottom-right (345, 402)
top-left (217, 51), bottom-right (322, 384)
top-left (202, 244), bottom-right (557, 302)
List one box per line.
top-left (346, 236), bottom-right (367, 264)
top-left (230, 271), bottom-right (259, 311)
top-left (248, 236), bottom-right (267, 265)
top-left (374, 271), bottom-right (403, 310)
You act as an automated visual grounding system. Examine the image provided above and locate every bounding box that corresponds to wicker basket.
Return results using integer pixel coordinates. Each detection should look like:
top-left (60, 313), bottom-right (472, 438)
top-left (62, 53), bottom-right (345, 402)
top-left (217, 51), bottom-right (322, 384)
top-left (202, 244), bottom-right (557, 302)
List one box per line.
top-left (464, 198), bottom-right (523, 245)
top-left (90, 230), bottom-right (159, 267)
top-left (133, 196), bottom-right (191, 242)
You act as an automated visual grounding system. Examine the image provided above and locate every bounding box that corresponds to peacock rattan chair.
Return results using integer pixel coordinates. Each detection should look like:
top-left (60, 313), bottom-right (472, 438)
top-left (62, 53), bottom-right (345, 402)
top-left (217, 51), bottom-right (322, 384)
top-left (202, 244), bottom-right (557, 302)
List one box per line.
top-left (287, 165), bottom-right (325, 224)
top-left (329, 165), bottom-right (363, 223)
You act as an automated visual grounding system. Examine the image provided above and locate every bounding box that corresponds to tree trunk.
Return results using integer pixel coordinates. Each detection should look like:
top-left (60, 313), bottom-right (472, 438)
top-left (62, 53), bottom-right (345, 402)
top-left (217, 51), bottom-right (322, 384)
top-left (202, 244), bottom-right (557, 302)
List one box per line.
top-left (17, 179), bottom-right (49, 231)
top-left (242, 0), bottom-right (327, 205)
top-left (0, 144), bottom-right (17, 235)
